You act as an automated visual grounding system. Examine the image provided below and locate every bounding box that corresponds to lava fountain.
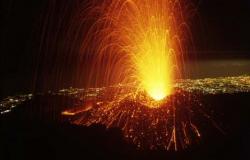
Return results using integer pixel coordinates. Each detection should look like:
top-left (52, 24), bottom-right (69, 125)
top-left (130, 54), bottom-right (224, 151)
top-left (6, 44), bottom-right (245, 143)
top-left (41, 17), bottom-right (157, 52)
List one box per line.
top-left (116, 0), bottom-right (178, 101)
top-left (79, 0), bottom-right (188, 103)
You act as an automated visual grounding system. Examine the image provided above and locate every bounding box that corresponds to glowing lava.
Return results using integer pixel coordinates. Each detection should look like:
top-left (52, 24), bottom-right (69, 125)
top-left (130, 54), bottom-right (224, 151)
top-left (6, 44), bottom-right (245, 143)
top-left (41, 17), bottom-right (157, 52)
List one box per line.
top-left (135, 27), bottom-right (174, 101)
top-left (78, 0), bottom-right (185, 102)
top-left (128, 1), bottom-right (177, 101)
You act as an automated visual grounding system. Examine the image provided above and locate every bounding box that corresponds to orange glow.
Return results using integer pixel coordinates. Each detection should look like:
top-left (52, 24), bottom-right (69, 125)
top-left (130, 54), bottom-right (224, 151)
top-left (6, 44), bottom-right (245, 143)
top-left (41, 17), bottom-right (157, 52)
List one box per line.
top-left (61, 111), bottom-right (76, 116)
top-left (126, 1), bottom-right (177, 101)
top-left (134, 23), bottom-right (174, 101)
top-left (61, 102), bottom-right (93, 116)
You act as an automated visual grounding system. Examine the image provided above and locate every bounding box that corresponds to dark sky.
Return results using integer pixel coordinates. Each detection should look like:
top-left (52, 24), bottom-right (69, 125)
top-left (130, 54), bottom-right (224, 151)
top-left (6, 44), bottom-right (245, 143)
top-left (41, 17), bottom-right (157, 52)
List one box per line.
top-left (1, 0), bottom-right (250, 97)
top-left (195, 0), bottom-right (250, 54)
top-left (1, 1), bottom-right (250, 63)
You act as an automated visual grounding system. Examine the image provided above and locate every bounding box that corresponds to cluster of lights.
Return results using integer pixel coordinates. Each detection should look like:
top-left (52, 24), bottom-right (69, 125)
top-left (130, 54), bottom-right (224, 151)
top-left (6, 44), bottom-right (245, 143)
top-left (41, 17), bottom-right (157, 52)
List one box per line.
top-left (176, 75), bottom-right (250, 94)
top-left (0, 94), bottom-right (32, 115)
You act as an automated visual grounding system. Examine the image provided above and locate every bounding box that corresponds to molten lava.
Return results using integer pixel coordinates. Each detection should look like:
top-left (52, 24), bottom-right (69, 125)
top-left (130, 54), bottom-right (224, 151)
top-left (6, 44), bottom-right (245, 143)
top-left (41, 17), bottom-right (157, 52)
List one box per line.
top-left (135, 26), bottom-right (174, 101)
top-left (88, 0), bottom-right (182, 101)
top-left (128, 1), bottom-right (177, 101)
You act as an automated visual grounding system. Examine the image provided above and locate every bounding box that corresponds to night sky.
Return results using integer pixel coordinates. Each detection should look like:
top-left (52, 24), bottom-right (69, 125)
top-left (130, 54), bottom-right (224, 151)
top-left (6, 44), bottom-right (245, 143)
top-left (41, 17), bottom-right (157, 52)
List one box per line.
top-left (1, 0), bottom-right (250, 97)
top-left (195, 0), bottom-right (250, 55)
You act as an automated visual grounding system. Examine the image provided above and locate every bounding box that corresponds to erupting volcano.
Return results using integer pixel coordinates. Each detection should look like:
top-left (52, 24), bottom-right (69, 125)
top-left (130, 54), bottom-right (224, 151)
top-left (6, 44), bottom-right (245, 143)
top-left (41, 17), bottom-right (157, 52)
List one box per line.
top-left (61, 0), bottom-right (201, 150)
top-left (2, 0), bottom-right (250, 158)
